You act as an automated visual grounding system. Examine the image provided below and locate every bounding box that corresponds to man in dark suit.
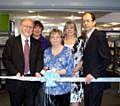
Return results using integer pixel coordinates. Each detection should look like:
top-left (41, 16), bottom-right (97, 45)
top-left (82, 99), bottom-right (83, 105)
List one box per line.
top-left (2, 18), bottom-right (43, 106)
top-left (82, 12), bottom-right (111, 106)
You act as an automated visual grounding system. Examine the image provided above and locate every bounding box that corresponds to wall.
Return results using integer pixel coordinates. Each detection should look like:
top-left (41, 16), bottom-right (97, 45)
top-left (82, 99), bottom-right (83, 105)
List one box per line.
top-left (0, 12), bottom-right (9, 32)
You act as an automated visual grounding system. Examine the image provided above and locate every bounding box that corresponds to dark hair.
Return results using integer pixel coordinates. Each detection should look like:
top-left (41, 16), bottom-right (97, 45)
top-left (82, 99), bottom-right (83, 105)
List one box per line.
top-left (34, 20), bottom-right (44, 30)
top-left (82, 12), bottom-right (96, 21)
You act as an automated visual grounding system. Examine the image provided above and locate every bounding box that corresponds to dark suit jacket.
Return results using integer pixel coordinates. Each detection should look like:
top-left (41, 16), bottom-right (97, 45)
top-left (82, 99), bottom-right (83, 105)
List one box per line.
top-left (2, 35), bottom-right (43, 93)
top-left (83, 29), bottom-right (111, 90)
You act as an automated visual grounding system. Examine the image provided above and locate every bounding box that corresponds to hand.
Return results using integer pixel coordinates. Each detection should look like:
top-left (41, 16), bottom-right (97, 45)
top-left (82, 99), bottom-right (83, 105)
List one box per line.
top-left (73, 68), bottom-right (79, 74)
top-left (85, 74), bottom-right (94, 85)
top-left (73, 61), bottom-right (83, 75)
top-left (35, 72), bottom-right (41, 78)
top-left (16, 72), bottom-right (21, 78)
top-left (44, 67), bottom-right (49, 71)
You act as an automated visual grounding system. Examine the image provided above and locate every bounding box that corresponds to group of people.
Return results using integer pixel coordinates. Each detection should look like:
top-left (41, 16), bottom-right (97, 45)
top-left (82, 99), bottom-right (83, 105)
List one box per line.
top-left (2, 12), bottom-right (111, 106)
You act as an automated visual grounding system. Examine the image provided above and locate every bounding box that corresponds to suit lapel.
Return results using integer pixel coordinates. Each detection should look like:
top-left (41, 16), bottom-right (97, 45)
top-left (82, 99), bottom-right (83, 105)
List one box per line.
top-left (16, 35), bottom-right (24, 62)
top-left (29, 37), bottom-right (35, 63)
top-left (85, 29), bottom-right (97, 50)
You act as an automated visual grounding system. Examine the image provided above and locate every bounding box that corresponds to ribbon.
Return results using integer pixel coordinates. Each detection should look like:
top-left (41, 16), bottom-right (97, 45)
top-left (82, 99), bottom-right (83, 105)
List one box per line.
top-left (41, 71), bottom-right (60, 87)
top-left (0, 76), bottom-right (120, 82)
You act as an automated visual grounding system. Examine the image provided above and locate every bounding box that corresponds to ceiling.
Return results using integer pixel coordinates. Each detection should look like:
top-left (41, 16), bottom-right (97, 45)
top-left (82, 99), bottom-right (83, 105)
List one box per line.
top-left (9, 10), bottom-right (109, 23)
top-left (7, 10), bottom-right (120, 29)
top-left (0, 0), bottom-right (120, 34)
top-left (0, 0), bottom-right (120, 11)
top-left (1, 0), bottom-right (120, 25)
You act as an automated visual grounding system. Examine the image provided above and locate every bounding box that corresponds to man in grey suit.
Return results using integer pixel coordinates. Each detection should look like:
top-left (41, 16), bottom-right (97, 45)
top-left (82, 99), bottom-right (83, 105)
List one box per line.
top-left (82, 12), bottom-right (111, 106)
top-left (2, 18), bottom-right (43, 106)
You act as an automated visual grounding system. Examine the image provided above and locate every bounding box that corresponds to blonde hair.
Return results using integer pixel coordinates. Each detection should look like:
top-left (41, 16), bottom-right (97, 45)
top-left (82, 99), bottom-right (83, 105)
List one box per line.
top-left (63, 21), bottom-right (77, 38)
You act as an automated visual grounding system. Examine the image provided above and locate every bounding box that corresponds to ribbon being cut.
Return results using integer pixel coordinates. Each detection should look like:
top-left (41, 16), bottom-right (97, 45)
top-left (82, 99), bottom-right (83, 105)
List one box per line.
top-left (40, 69), bottom-right (60, 87)
top-left (0, 69), bottom-right (120, 87)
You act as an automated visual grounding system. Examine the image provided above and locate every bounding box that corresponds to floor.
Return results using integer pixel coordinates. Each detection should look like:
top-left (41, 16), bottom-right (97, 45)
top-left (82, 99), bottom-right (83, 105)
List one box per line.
top-left (0, 83), bottom-right (120, 106)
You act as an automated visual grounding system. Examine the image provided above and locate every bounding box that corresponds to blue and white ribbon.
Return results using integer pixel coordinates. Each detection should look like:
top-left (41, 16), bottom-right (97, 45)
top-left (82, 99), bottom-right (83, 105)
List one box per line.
top-left (0, 76), bottom-right (120, 82)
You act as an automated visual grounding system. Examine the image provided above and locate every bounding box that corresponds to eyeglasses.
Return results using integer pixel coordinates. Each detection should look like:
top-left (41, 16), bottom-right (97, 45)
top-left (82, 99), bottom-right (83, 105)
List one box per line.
top-left (23, 25), bottom-right (33, 29)
top-left (50, 36), bottom-right (61, 39)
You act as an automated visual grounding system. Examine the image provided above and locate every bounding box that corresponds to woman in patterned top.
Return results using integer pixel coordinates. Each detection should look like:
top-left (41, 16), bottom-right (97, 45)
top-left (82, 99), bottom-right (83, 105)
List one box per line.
top-left (43, 29), bottom-right (74, 106)
top-left (64, 21), bottom-right (84, 106)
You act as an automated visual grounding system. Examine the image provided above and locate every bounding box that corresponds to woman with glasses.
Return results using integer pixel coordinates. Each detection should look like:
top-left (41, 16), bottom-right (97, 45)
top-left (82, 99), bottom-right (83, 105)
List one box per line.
top-left (43, 28), bottom-right (74, 106)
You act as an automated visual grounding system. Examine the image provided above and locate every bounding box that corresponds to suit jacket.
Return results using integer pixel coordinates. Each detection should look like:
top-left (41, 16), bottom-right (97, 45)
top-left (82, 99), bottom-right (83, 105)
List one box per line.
top-left (83, 29), bottom-right (111, 89)
top-left (2, 35), bottom-right (43, 93)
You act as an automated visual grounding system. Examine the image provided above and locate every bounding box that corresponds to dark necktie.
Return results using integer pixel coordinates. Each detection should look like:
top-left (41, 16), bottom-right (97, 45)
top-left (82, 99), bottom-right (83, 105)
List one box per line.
top-left (24, 39), bottom-right (30, 74)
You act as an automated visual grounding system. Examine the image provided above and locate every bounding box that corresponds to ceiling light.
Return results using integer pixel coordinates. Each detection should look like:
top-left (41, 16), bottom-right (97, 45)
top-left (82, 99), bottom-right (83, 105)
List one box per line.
top-left (110, 22), bottom-right (120, 25)
top-left (112, 27), bottom-right (120, 30)
top-left (101, 24), bottom-right (111, 27)
top-left (77, 11), bottom-right (85, 14)
top-left (65, 15), bottom-right (81, 20)
top-left (28, 10), bottom-right (35, 13)
top-left (35, 15), bottom-right (48, 19)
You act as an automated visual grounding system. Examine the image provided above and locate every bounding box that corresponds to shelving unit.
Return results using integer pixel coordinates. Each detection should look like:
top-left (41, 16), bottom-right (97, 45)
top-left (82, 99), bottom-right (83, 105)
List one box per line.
top-left (106, 31), bottom-right (120, 75)
top-left (0, 19), bottom-right (15, 89)
top-left (0, 32), bottom-right (9, 89)
top-left (105, 31), bottom-right (120, 94)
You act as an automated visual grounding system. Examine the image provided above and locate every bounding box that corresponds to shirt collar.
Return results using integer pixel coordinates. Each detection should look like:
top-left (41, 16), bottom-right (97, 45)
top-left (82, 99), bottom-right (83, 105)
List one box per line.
top-left (21, 34), bottom-right (30, 46)
top-left (86, 27), bottom-right (95, 39)
top-left (21, 34), bottom-right (30, 42)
